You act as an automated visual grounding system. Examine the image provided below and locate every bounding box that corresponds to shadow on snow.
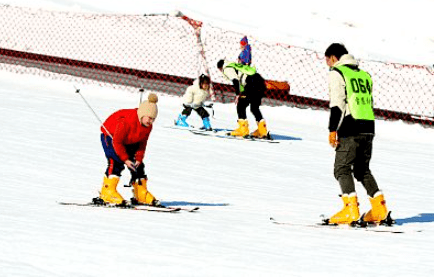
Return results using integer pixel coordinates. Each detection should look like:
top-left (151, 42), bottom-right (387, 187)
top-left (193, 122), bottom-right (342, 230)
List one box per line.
top-left (395, 213), bottom-right (434, 225)
top-left (270, 133), bottom-right (302, 141)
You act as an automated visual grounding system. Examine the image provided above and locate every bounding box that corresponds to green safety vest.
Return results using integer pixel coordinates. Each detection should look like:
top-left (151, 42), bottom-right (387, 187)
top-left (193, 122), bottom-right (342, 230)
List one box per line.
top-left (224, 63), bottom-right (257, 92)
top-left (334, 65), bottom-right (375, 120)
top-left (225, 62), bottom-right (257, 76)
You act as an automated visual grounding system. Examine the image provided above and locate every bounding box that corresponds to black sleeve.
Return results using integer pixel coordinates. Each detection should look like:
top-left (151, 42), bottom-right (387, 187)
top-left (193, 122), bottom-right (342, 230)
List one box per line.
top-left (232, 79), bottom-right (240, 95)
top-left (329, 106), bottom-right (342, 132)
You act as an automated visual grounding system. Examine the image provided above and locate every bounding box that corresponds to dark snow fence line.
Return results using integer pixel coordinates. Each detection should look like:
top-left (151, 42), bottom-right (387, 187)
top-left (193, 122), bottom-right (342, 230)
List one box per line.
top-left (0, 5), bottom-right (434, 127)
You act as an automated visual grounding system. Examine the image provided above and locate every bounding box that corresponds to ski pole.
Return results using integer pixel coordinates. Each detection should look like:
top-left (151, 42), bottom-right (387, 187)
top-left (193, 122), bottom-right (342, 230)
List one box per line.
top-left (204, 103), bottom-right (215, 118)
top-left (139, 85), bottom-right (145, 105)
top-left (74, 86), bottom-right (113, 139)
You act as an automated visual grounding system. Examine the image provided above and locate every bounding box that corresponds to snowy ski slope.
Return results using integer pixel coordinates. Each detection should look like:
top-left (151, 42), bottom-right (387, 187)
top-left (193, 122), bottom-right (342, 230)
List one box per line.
top-left (0, 0), bottom-right (435, 276)
top-left (0, 71), bottom-right (434, 276)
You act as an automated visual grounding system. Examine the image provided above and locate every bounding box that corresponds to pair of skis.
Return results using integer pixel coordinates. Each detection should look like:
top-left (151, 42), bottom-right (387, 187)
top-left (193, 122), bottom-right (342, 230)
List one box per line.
top-left (191, 129), bottom-right (278, 143)
top-left (167, 125), bottom-right (279, 143)
top-left (58, 201), bottom-right (199, 213)
top-left (270, 213), bottom-right (422, 234)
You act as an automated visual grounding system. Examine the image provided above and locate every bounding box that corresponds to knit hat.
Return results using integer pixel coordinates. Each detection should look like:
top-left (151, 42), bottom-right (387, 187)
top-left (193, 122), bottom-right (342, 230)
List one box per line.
top-left (138, 93), bottom-right (158, 121)
top-left (240, 36), bottom-right (248, 46)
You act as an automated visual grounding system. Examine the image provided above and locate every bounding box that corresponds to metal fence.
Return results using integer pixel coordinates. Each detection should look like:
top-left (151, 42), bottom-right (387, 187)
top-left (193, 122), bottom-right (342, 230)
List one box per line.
top-left (0, 5), bottom-right (434, 126)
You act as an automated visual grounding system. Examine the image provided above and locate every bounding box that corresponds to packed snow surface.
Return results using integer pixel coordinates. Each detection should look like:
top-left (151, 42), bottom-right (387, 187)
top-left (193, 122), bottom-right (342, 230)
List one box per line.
top-left (0, 0), bottom-right (435, 276)
top-left (0, 70), bottom-right (434, 276)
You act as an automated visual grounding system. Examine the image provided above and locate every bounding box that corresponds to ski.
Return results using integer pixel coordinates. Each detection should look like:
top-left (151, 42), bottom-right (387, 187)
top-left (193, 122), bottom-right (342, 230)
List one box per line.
top-left (59, 201), bottom-right (181, 212)
top-left (190, 129), bottom-right (279, 143)
top-left (269, 217), bottom-right (419, 234)
top-left (131, 202), bottom-right (200, 212)
top-left (164, 124), bottom-right (228, 133)
top-left (165, 124), bottom-right (195, 130)
top-left (165, 123), bottom-right (278, 143)
top-left (165, 206), bottom-right (200, 212)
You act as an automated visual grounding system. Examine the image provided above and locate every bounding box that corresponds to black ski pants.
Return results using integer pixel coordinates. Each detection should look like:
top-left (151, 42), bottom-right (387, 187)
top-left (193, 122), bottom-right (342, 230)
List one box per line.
top-left (237, 73), bottom-right (266, 121)
top-left (334, 134), bottom-right (379, 197)
top-left (181, 105), bottom-right (209, 119)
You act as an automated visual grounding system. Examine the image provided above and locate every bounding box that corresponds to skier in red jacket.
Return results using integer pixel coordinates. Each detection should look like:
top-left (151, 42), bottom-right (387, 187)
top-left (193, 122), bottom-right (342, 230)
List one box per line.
top-left (95, 93), bottom-right (160, 206)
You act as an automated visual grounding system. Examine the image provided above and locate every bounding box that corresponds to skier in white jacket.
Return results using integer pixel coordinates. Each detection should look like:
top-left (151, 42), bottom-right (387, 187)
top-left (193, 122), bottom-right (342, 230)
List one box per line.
top-left (175, 74), bottom-right (213, 130)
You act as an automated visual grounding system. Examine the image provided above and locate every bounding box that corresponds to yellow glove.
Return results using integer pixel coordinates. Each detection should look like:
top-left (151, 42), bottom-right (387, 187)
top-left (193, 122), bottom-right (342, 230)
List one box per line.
top-left (329, 131), bottom-right (339, 148)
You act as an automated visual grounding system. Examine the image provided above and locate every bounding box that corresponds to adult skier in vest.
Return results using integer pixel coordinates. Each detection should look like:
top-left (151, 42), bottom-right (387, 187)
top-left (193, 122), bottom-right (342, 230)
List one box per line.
top-left (174, 74), bottom-right (213, 131)
top-left (325, 43), bottom-right (391, 225)
top-left (217, 59), bottom-right (269, 138)
top-left (95, 93), bottom-right (160, 206)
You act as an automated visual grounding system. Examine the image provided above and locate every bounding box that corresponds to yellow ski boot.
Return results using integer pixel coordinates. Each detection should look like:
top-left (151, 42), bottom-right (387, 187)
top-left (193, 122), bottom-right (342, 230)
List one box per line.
top-left (328, 193), bottom-right (360, 224)
top-left (132, 178), bottom-right (158, 206)
top-left (251, 119), bottom-right (268, 138)
top-left (99, 175), bottom-right (125, 205)
top-left (229, 119), bottom-right (249, 137)
top-left (362, 191), bottom-right (389, 223)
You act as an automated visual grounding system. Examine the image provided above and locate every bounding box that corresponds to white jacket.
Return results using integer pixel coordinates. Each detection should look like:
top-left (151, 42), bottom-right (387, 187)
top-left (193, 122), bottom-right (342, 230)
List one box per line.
top-left (222, 60), bottom-right (248, 87)
top-left (182, 79), bottom-right (210, 108)
top-left (328, 54), bottom-right (359, 119)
